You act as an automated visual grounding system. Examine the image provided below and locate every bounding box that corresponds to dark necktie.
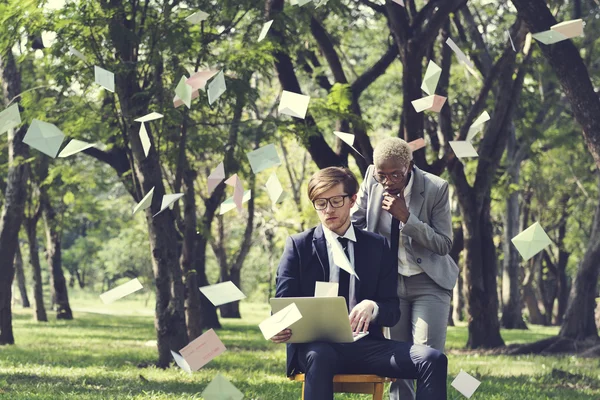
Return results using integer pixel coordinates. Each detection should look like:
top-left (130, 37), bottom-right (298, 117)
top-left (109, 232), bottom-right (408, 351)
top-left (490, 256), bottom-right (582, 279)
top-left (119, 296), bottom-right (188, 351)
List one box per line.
top-left (390, 217), bottom-right (400, 270)
top-left (337, 237), bottom-right (351, 311)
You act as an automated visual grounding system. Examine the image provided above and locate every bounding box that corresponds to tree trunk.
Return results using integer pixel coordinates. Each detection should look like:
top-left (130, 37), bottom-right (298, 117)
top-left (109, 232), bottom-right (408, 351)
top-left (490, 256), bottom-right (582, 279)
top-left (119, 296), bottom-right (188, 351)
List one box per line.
top-left (559, 190), bottom-right (600, 340)
top-left (41, 196), bottom-right (73, 320)
top-left (450, 225), bottom-right (464, 322)
top-left (554, 226), bottom-right (570, 325)
top-left (219, 268), bottom-right (242, 319)
top-left (522, 256), bottom-right (545, 325)
top-left (14, 245), bottom-right (30, 308)
top-left (0, 49), bottom-right (30, 345)
top-left (25, 215), bottom-right (47, 322)
top-left (501, 127), bottom-right (527, 329)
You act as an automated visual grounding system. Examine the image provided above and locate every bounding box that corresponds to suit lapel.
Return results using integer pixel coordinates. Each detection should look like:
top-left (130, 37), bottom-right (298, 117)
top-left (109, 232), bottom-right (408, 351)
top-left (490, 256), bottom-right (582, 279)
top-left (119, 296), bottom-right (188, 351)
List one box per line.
top-left (312, 224), bottom-right (329, 280)
top-left (409, 167), bottom-right (425, 218)
top-left (352, 228), bottom-right (366, 300)
top-left (368, 183), bottom-right (384, 231)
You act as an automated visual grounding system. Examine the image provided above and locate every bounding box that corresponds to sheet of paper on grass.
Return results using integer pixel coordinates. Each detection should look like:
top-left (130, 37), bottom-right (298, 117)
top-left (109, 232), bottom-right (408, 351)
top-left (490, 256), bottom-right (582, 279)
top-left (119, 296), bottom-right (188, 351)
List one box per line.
top-left (219, 190), bottom-right (251, 215)
top-left (153, 193), bottom-right (184, 217)
top-left (100, 278), bottom-right (143, 304)
top-left (278, 90), bottom-right (310, 119)
top-left (0, 104), bottom-right (21, 135)
top-left (132, 187), bottom-right (155, 215)
top-left (247, 143), bottom-right (281, 174)
top-left (421, 60), bottom-right (442, 96)
top-left (69, 47), bottom-right (87, 62)
top-left (466, 111), bottom-right (490, 142)
top-left (208, 162), bottom-right (225, 194)
top-left (201, 374), bottom-right (244, 400)
top-left (200, 281), bottom-right (246, 307)
top-left (139, 122), bottom-right (151, 157)
top-left (258, 20), bottom-right (274, 42)
top-left (185, 10), bottom-right (209, 24)
top-left (315, 281), bottom-right (338, 297)
top-left (224, 174), bottom-right (245, 212)
top-left (449, 141), bottom-right (478, 159)
top-left (259, 302), bottom-right (303, 340)
top-left (134, 112), bottom-right (163, 123)
top-left (94, 66), bottom-right (115, 92)
top-left (411, 95), bottom-right (446, 113)
top-left (174, 76), bottom-right (193, 109)
top-left (451, 370), bottom-right (481, 398)
top-left (331, 237), bottom-right (358, 278)
top-left (408, 138), bottom-right (426, 152)
top-left (207, 71), bottom-right (226, 105)
top-left (265, 173), bottom-right (285, 205)
top-left (58, 139), bottom-right (96, 158)
top-left (511, 221), bottom-right (552, 261)
top-left (179, 329), bottom-right (226, 371)
top-left (333, 131), bottom-right (365, 158)
top-left (23, 119), bottom-right (65, 158)
top-left (171, 350), bottom-right (191, 373)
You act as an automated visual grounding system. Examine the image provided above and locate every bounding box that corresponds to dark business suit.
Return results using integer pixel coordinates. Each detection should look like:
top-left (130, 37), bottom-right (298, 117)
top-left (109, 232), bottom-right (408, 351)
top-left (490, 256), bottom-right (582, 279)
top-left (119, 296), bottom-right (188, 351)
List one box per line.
top-left (275, 224), bottom-right (448, 400)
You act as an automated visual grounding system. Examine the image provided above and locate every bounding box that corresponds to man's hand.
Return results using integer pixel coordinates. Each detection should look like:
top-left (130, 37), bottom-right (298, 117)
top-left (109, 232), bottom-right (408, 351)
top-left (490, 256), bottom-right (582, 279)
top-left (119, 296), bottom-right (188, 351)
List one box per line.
top-left (269, 328), bottom-right (292, 343)
top-left (349, 300), bottom-right (376, 333)
top-left (382, 191), bottom-right (409, 223)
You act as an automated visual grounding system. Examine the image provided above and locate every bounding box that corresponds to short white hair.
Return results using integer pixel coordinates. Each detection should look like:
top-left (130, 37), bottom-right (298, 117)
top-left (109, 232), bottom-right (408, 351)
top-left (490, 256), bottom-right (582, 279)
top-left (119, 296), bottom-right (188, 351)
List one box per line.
top-left (373, 137), bottom-right (413, 168)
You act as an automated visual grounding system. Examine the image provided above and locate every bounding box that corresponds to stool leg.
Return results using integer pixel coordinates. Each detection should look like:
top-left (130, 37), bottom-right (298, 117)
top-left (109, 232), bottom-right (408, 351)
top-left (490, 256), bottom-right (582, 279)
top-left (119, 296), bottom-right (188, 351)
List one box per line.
top-left (302, 381), bottom-right (305, 400)
top-left (373, 382), bottom-right (384, 400)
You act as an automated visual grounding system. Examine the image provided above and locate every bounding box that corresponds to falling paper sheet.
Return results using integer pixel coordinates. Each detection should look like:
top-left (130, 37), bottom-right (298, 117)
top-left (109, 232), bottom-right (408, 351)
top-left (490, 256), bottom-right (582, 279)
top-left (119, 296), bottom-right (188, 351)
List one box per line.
top-left (291, 0), bottom-right (313, 5)
top-left (265, 173), bottom-right (285, 205)
top-left (23, 119), bottom-right (65, 158)
top-left (179, 329), bottom-right (226, 371)
top-left (315, 281), bottom-right (338, 297)
top-left (466, 111), bottom-right (490, 142)
top-left (449, 141), bottom-right (478, 158)
top-left (94, 66), bottom-right (115, 92)
top-left (551, 19), bottom-right (584, 38)
top-left (445, 38), bottom-right (475, 69)
top-left (451, 370), bottom-right (481, 398)
top-left (246, 143), bottom-right (281, 174)
top-left (408, 138), bottom-right (426, 152)
top-left (69, 47), bottom-right (87, 62)
top-left (531, 30), bottom-right (568, 45)
top-left (392, 0), bottom-right (405, 5)
top-left (421, 60), bottom-right (442, 96)
top-left (134, 112), bottom-right (163, 123)
top-left (132, 187), bottom-right (155, 215)
top-left (187, 70), bottom-right (220, 92)
top-left (507, 31), bottom-right (516, 52)
top-left (174, 76), bottom-right (193, 109)
top-left (207, 71), bottom-right (226, 105)
top-left (258, 20), bottom-right (274, 42)
top-left (208, 162), bottom-right (225, 194)
top-left (411, 95), bottom-right (446, 113)
top-left (100, 278), bottom-right (143, 304)
top-left (171, 350), bottom-right (192, 373)
top-left (224, 174), bottom-right (245, 212)
top-left (219, 190), bottom-right (251, 215)
top-left (259, 302), bottom-right (303, 340)
top-left (174, 90), bottom-right (200, 108)
top-left (153, 193), bottom-right (184, 217)
top-left (278, 90), bottom-right (310, 119)
top-left (58, 139), bottom-right (96, 158)
top-left (511, 221), bottom-right (552, 261)
top-left (331, 237), bottom-right (358, 277)
top-left (333, 131), bottom-right (365, 158)
top-left (201, 374), bottom-right (244, 400)
top-left (0, 103), bottom-right (21, 135)
top-left (139, 122), bottom-right (151, 157)
top-left (185, 10), bottom-right (209, 24)
top-left (200, 281), bottom-right (246, 307)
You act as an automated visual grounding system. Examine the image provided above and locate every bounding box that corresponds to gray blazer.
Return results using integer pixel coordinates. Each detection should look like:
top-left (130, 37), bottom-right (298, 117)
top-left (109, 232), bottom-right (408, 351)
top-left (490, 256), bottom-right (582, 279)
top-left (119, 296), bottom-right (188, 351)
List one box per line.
top-left (351, 165), bottom-right (458, 291)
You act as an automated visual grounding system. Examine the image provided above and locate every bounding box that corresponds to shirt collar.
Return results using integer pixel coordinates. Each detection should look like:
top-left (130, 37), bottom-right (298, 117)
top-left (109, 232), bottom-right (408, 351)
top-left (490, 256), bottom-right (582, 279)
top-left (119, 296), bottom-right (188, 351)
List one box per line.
top-left (322, 222), bottom-right (357, 244)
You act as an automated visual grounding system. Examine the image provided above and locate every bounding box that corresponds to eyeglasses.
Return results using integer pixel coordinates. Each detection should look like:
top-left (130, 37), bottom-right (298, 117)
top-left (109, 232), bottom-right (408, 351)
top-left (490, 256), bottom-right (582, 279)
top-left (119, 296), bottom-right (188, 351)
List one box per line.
top-left (313, 195), bottom-right (350, 210)
top-left (373, 170), bottom-right (408, 184)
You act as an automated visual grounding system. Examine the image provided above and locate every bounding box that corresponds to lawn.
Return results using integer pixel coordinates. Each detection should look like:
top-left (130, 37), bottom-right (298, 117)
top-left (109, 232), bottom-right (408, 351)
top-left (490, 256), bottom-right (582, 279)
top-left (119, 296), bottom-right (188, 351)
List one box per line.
top-left (1, 292), bottom-right (599, 399)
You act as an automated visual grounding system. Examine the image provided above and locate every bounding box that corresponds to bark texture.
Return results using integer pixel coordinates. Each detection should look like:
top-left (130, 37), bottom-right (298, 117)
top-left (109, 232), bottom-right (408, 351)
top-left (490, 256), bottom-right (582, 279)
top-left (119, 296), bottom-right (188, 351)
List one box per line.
top-left (14, 246), bottom-right (30, 308)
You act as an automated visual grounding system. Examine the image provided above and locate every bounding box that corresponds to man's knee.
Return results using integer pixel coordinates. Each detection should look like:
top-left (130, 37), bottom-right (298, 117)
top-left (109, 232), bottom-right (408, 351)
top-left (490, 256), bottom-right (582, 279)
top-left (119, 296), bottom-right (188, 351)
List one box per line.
top-left (304, 343), bottom-right (337, 371)
top-left (422, 346), bottom-right (447, 369)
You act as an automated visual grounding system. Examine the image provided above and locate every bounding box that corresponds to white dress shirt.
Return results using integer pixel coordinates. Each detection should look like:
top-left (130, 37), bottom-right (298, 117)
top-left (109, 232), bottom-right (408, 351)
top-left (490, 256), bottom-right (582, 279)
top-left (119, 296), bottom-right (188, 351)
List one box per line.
top-left (322, 223), bottom-right (379, 320)
top-left (377, 170), bottom-right (424, 276)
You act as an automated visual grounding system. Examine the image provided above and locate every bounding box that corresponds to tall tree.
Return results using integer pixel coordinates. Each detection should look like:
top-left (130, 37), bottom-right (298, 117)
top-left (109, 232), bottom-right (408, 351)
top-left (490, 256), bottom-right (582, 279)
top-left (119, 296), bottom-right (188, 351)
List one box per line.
top-left (13, 245), bottom-right (30, 308)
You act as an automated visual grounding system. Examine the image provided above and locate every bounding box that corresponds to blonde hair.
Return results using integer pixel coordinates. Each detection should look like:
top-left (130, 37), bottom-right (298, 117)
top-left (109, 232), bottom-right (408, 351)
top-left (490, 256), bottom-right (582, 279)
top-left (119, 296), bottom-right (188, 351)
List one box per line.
top-left (307, 167), bottom-right (359, 202)
top-left (373, 138), bottom-right (413, 167)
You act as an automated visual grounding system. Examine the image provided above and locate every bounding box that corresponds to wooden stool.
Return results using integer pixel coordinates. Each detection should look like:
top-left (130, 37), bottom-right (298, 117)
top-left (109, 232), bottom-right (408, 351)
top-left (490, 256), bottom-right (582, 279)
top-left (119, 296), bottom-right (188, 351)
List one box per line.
top-left (289, 374), bottom-right (396, 400)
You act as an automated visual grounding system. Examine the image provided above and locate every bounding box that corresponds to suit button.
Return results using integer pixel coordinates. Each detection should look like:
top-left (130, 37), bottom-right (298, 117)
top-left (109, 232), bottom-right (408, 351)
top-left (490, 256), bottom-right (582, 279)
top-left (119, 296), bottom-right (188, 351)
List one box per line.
top-left (417, 258), bottom-right (422, 264)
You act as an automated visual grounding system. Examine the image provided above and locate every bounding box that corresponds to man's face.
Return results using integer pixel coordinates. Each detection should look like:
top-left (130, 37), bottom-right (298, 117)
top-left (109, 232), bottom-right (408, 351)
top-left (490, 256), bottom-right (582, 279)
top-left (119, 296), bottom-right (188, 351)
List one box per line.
top-left (312, 183), bottom-right (356, 235)
top-left (374, 159), bottom-right (412, 196)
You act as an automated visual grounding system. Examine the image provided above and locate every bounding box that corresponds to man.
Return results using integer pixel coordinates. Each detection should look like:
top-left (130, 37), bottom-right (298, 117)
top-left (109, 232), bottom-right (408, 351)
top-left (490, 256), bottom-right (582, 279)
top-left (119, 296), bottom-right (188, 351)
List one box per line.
top-left (272, 166), bottom-right (447, 400)
top-left (352, 138), bottom-right (458, 400)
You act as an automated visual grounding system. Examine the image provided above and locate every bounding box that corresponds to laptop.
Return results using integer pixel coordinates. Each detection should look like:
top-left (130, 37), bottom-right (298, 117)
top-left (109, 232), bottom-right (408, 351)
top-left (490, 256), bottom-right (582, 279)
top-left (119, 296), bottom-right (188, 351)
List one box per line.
top-left (270, 297), bottom-right (369, 343)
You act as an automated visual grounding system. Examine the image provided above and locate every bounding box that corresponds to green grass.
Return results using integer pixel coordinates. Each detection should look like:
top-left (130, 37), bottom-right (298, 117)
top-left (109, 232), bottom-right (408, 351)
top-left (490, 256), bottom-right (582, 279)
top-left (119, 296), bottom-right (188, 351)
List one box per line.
top-left (2, 294), bottom-right (600, 399)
